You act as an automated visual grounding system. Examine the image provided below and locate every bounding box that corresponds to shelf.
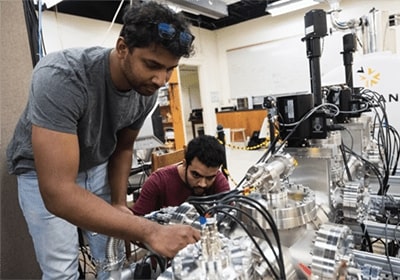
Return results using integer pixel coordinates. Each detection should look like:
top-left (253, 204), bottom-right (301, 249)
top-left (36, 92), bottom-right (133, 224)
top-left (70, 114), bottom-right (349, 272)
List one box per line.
top-left (156, 68), bottom-right (184, 150)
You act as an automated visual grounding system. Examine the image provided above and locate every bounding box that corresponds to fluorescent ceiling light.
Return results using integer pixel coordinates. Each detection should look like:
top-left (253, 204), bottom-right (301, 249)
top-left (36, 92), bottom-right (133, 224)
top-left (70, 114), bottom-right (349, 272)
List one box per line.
top-left (223, 0), bottom-right (240, 4)
top-left (166, 3), bottom-right (183, 13)
top-left (167, 0), bottom-right (228, 19)
top-left (33, 0), bottom-right (63, 9)
top-left (167, 3), bottom-right (201, 16)
top-left (266, 0), bottom-right (319, 17)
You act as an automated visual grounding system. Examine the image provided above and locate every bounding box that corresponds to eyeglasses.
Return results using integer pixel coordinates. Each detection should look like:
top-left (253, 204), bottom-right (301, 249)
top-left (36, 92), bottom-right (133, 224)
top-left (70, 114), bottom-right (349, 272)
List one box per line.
top-left (156, 22), bottom-right (195, 49)
top-left (190, 170), bottom-right (216, 181)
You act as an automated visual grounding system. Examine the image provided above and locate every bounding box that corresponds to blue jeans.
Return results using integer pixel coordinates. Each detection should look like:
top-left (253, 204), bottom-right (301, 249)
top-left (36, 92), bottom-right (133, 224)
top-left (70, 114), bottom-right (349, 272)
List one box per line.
top-left (17, 162), bottom-right (124, 280)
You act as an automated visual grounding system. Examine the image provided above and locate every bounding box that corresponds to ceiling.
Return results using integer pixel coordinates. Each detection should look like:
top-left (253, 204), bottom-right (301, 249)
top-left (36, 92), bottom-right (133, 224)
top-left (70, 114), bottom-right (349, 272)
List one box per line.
top-left (48, 0), bottom-right (281, 30)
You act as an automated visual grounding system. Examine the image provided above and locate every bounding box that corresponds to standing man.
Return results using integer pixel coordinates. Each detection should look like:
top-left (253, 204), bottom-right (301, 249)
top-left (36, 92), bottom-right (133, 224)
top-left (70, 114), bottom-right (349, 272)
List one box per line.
top-left (6, 1), bottom-right (199, 279)
top-left (132, 135), bottom-right (230, 216)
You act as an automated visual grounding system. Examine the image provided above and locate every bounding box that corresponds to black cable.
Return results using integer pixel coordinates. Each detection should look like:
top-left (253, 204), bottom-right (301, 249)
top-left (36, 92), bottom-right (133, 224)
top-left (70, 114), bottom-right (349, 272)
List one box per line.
top-left (128, 156), bottom-right (152, 198)
top-left (204, 207), bottom-right (283, 280)
top-left (190, 192), bottom-right (286, 279)
top-left (186, 189), bottom-right (240, 216)
top-left (343, 143), bottom-right (384, 194)
top-left (221, 195), bottom-right (284, 269)
top-left (275, 103), bottom-right (340, 153)
top-left (257, 134), bottom-right (281, 164)
top-left (342, 126), bottom-right (354, 153)
top-left (385, 216), bottom-right (395, 279)
top-left (78, 231), bottom-right (87, 279)
top-left (340, 141), bottom-right (352, 181)
top-left (142, 253), bottom-right (167, 273)
top-left (207, 203), bottom-right (281, 265)
top-left (232, 132), bottom-right (281, 190)
top-left (186, 189), bottom-right (241, 205)
top-left (360, 223), bottom-right (373, 253)
top-left (388, 124), bottom-right (400, 175)
top-left (361, 88), bottom-right (397, 194)
top-left (22, 0), bottom-right (40, 67)
top-left (221, 195), bottom-right (281, 245)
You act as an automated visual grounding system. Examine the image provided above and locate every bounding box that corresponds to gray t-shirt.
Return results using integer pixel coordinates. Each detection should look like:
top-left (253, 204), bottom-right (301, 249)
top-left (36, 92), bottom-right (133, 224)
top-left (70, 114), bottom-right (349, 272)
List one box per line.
top-left (7, 47), bottom-right (157, 174)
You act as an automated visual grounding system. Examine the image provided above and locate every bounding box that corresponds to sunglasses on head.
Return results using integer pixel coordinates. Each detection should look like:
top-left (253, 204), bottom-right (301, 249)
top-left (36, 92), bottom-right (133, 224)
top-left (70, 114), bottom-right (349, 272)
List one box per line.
top-left (155, 22), bottom-right (195, 49)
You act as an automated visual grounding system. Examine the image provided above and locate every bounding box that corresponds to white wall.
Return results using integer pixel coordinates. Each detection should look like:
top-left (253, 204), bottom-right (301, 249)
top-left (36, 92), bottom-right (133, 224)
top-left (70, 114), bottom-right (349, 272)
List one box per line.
top-left (179, 28), bottom-right (221, 135)
top-left (213, 0), bottom-right (400, 133)
top-left (42, 11), bottom-right (120, 49)
top-left (40, 0), bottom-right (400, 135)
top-left (180, 69), bottom-right (201, 141)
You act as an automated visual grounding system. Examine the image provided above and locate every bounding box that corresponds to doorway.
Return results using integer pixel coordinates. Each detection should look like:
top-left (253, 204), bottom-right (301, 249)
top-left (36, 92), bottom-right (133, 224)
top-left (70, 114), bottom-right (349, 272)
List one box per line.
top-left (179, 65), bottom-right (202, 142)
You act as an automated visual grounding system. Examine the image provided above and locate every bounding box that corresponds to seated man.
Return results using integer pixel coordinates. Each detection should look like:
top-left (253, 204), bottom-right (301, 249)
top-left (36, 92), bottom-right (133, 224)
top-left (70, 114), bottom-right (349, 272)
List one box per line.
top-left (131, 135), bottom-right (230, 215)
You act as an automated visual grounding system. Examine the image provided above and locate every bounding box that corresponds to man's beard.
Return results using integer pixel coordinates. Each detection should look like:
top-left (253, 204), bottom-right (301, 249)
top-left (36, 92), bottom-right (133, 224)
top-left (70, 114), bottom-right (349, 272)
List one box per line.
top-left (191, 186), bottom-right (207, 195)
top-left (185, 166), bottom-right (208, 196)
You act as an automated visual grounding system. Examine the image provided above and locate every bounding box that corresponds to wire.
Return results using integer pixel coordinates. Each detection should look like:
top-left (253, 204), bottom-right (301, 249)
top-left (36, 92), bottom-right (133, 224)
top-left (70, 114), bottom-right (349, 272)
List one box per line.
top-left (53, 5), bottom-right (64, 50)
top-left (223, 195), bottom-right (284, 258)
top-left (338, 101), bottom-right (369, 114)
top-left (188, 191), bottom-right (286, 279)
top-left (360, 88), bottom-right (400, 194)
top-left (274, 103), bottom-right (340, 154)
top-left (101, 0), bottom-right (125, 45)
top-left (142, 253), bottom-right (167, 273)
top-left (128, 156), bottom-right (152, 200)
top-left (204, 207), bottom-right (283, 280)
top-left (343, 144), bottom-right (384, 193)
top-left (339, 87), bottom-right (399, 195)
top-left (23, 0), bottom-right (40, 66)
top-left (186, 189), bottom-right (241, 205)
top-left (38, 0), bottom-right (43, 59)
top-left (385, 215), bottom-right (395, 279)
top-left (78, 229), bottom-right (97, 278)
top-left (186, 189), bottom-right (241, 217)
top-left (394, 221), bottom-right (400, 248)
top-left (340, 126), bottom-right (355, 181)
top-left (339, 142), bottom-right (353, 181)
top-left (360, 223), bottom-right (373, 253)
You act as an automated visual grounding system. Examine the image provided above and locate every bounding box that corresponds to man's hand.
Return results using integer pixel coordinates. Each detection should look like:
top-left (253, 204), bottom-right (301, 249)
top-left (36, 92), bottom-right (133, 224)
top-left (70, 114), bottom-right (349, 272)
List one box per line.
top-left (145, 224), bottom-right (201, 258)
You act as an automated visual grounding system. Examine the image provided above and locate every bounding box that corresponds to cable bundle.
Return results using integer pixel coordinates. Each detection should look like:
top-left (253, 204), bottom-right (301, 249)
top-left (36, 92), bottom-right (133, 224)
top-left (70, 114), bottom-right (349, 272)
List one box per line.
top-left (187, 190), bottom-right (286, 280)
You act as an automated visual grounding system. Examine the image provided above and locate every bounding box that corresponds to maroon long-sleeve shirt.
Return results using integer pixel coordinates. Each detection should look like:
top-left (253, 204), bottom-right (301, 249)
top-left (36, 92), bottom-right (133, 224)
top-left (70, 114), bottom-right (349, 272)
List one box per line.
top-left (131, 164), bottom-right (230, 216)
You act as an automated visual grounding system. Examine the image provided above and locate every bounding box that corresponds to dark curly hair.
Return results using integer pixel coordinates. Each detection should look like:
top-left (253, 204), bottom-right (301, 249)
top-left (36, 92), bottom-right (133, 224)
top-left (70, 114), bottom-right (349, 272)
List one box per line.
top-left (119, 1), bottom-right (195, 58)
top-left (185, 135), bottom-right (226, 168)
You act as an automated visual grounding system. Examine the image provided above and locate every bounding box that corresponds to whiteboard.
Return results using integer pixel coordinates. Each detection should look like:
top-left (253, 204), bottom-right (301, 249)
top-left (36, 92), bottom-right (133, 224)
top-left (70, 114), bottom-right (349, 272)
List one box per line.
top-left (227, 35), bottom-right (312, 98)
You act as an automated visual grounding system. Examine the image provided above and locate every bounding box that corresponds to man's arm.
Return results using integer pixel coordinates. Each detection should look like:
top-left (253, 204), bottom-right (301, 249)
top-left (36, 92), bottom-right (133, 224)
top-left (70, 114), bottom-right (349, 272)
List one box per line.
top-left (32, 125), bottom-right (200, 258)
top-left (108, 127), bottom-right (137, 209)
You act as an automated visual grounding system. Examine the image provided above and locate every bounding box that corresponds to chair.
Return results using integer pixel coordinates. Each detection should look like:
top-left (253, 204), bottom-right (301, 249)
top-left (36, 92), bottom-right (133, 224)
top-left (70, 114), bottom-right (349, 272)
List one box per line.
top-left (231, 128), bottom-right (246, 143)
top-left (151, 149), bottom-right (185, 172)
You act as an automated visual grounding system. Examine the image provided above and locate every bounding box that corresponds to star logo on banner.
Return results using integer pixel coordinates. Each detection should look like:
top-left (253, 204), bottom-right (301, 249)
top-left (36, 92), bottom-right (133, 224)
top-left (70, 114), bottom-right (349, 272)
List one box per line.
top-left (359, 67), bottom-right (380, 88)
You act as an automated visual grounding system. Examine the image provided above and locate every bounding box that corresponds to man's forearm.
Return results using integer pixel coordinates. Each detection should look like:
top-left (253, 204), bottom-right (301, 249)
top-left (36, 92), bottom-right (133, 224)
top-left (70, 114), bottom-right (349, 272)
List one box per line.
top-left (108, 148), bottom-right (133, 205)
